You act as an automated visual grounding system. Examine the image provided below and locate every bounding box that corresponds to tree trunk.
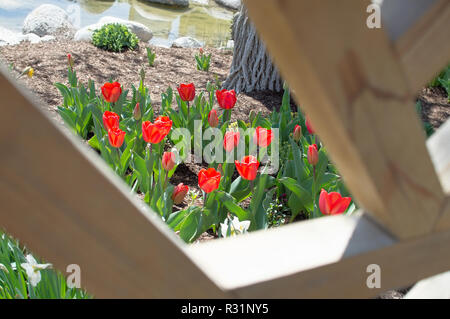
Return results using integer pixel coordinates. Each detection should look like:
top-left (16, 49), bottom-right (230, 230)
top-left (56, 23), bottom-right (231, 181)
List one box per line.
top-left (223, 5), bottom-right (282, 93)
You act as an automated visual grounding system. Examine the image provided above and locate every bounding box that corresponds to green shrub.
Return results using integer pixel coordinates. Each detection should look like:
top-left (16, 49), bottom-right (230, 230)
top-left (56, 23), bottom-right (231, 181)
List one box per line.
top-left (92, 23), bottom-right (139, 52)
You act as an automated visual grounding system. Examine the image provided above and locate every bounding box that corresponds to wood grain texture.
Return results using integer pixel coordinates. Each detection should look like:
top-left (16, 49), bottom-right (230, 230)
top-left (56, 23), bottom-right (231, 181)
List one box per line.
top-left (188, 212), bottom-right (395, 291)
top-left (232, 226), bottom-right (450, 298)
top-left (395, 0), bottom-right (450, 94)
top-left (243, 0), bottom-right (446, 239)
top-left (0, 68), bottom-right (229, 298)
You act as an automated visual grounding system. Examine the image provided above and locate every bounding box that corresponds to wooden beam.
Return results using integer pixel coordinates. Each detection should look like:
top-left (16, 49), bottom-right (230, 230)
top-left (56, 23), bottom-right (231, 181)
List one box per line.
top-left (0, 68), bottom-right (229, 298)
top-left (188, 212), bottom-right (395, 291)
top-left (231, 225), bottom-right (450, 298)
top-left (394, 0), bottom-right (450, 93)
top-left (427, 119), bottom-right (450, 195)
top-left (243, 0), bottom-right (446, 239)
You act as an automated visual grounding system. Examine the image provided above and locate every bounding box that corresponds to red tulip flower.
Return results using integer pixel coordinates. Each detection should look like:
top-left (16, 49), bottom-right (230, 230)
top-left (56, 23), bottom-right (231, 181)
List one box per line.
top-left (198, 168), bottom-right (221, 194)
top-left (235, 155), bottom-right (260, 181)
top-left (307, 144), bottom-right (319, 166)
top-left (208, 109), bottom-right (219, 128)
top-left (103, 111), bottom-right (120, 131)
top-left (293, 124), bottom-right (302, 142)
top-left (177, 83), bottom-right (196, 102)
top-left (319, 189), bottom-right (352, 215)
top-left (108, 127), bottom-right (126, 148)
top-left (216, 89), bottom-right (237, 110)
top-left (172, 183), bottom-right (189, 204)
top-left (162, 151), bottom-right (176, 171)
top-left (142, 116), bottom-right (173, 144)
top-left (101, 82), bottom-right (122, 103)
top-left (306, 117), bottom-right (314, 135)
top-left (223, 131), bottom-right (240, 153)
top-left (253, 126), bottom-right (273, 148)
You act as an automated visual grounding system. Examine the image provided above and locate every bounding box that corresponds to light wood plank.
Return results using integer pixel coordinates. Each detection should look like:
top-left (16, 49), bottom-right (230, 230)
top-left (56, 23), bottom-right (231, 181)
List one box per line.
top-left (243, 0), bottom-right (446, 239)
top-left (404, 270), bottom-right (450, 299)
top-left (427, 119), bottom-right (450, 195)
top-left (0, 68), bottom-right (229, 298)
top-left (232, 226), bottom-right (450, 298)
top-left (395, 0), bottom-right (450, 93)
top-left (188, 212), bottom-right (395, 291)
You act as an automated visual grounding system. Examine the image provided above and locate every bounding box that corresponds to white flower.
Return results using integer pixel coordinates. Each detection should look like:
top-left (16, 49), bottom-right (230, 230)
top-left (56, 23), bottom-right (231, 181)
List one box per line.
top-left (220, 216), bottom-right (251, 238)
top-left (12, 255), bottom-right (52, 287)
top-left (0, 263), bottom-right (8, 273)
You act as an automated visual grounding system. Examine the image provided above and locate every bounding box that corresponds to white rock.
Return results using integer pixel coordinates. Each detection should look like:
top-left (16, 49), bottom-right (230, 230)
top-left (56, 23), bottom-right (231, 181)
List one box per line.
top-left (0, 26), bottom-right (20, 46)
top-left (214, 0), bottom-right (241, 10)
top-left (74, 16), bottom-right (153, 43)
top-left (22, 4), bottom-right (75, 37)
top-left (0, 27), bottom-right (56, 46)
top-left (171, 36), bottom-right (203, 48)
top-left (191, 0), bottom-right (209, 5)
top-left (141, 0), bottom-right (189, 7)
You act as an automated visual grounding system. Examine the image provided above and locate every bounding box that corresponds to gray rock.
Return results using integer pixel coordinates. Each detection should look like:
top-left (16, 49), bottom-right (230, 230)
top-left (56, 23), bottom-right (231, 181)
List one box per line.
top-left (74, 16), bottom-right (153, 43)
top-left (22, 4), bottom-right (75, 37)
top-left (171, 36), bottom-right (203, 48)
top-left (0, 26), bottom-right (55, 46)
top-left (142, 0), bottom-right (189, 7)
top-left (214, 0), bottom-right (241, 10)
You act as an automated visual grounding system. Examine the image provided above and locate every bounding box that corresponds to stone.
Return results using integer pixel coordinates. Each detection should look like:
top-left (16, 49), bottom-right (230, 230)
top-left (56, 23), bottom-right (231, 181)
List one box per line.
top-left (22, 4), bottom-right (75, 37)
top-left (142, 0), bottom-right (189, 7)
top-left (74, 16), bottom-right (153, 43)
top-left (214, 0), bottom-right (241, 10)
top-left (0, 26), bottom-right (55, 46)
top-left (171, 36), bottom-right (203, 48)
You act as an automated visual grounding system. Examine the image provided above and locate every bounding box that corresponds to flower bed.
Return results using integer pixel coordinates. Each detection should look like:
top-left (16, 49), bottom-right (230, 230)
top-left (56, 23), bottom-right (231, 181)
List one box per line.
top-left (52, 51), bottom-right (356, 244)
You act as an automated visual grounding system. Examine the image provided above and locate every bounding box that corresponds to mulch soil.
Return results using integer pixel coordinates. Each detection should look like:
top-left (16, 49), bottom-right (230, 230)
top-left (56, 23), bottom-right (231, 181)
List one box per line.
top-left (1, 39), bottom-right (448, 298)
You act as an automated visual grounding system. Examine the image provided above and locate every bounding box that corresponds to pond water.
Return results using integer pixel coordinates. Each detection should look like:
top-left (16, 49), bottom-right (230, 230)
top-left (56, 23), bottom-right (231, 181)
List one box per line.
top-left (0, 0), bottom-right (234, 47)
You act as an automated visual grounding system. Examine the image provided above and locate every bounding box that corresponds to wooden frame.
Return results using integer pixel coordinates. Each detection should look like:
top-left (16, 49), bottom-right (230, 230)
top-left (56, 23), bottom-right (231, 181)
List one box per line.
top-left (0, 0), bottom-right (449, 298)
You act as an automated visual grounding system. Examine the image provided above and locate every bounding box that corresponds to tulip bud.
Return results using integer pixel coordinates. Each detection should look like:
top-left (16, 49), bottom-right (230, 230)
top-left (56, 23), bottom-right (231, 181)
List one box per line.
top-left (293, 124), bottom-right (302, 142)
top-left (162, 152), bottom-right (176, 171)
top-left (172, 183), bottom-right (189, 205)
top-left (307, 144), bottom-right (319, 166)
top-left (208, 109), bottom-right (219, 128)
top-left (199, 47), bottom-right (204, 55)
top-left (133, 103), bottom-right (141, 121)
top-left (306, 117), bottom-right (314, 135)
top-left (67, 54), bottom-right (74, 69)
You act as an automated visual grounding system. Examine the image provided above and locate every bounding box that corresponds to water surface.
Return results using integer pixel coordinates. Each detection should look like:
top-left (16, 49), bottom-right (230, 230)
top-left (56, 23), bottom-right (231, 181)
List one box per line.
top-left (0, 0), bottom-right (234, 47)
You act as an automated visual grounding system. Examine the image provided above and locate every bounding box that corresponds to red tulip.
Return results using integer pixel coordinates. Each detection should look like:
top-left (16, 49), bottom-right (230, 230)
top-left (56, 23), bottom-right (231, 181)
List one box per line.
top-left (307, 144), bottom-right (319, 166)
top-left (198, 168), bottom-right (221, 194)
top-left (253, 126), bottom-right (273, 148)
top-left (216, 89), bottom-right (237, 110)
top-left (319, 189), bottom-right (351, 215)
top-left (108, 127), bottom-right (126, 148)
top-left (101, 82), bottom-right (122, 103)
top-left (177, 83), bottom-right (196, 102)
top-left (102, 111), bottom-right (120, 131)
top-left (306, 117), bottom-right (314, 135)
top-left (235, 155), bottom-right (260, 181)
top-left (142, 116), bottom-right (173, 144)
top-left (293, 124), bottom-right (302, 142)
top-left (208, 109), bottom-right (219, 128)
top-left (223, 131), bottom-right (240, 153)
top-left (162, 151), bottom-right (176, 171)
top-left (172, 183), bottom-right (189, 204)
